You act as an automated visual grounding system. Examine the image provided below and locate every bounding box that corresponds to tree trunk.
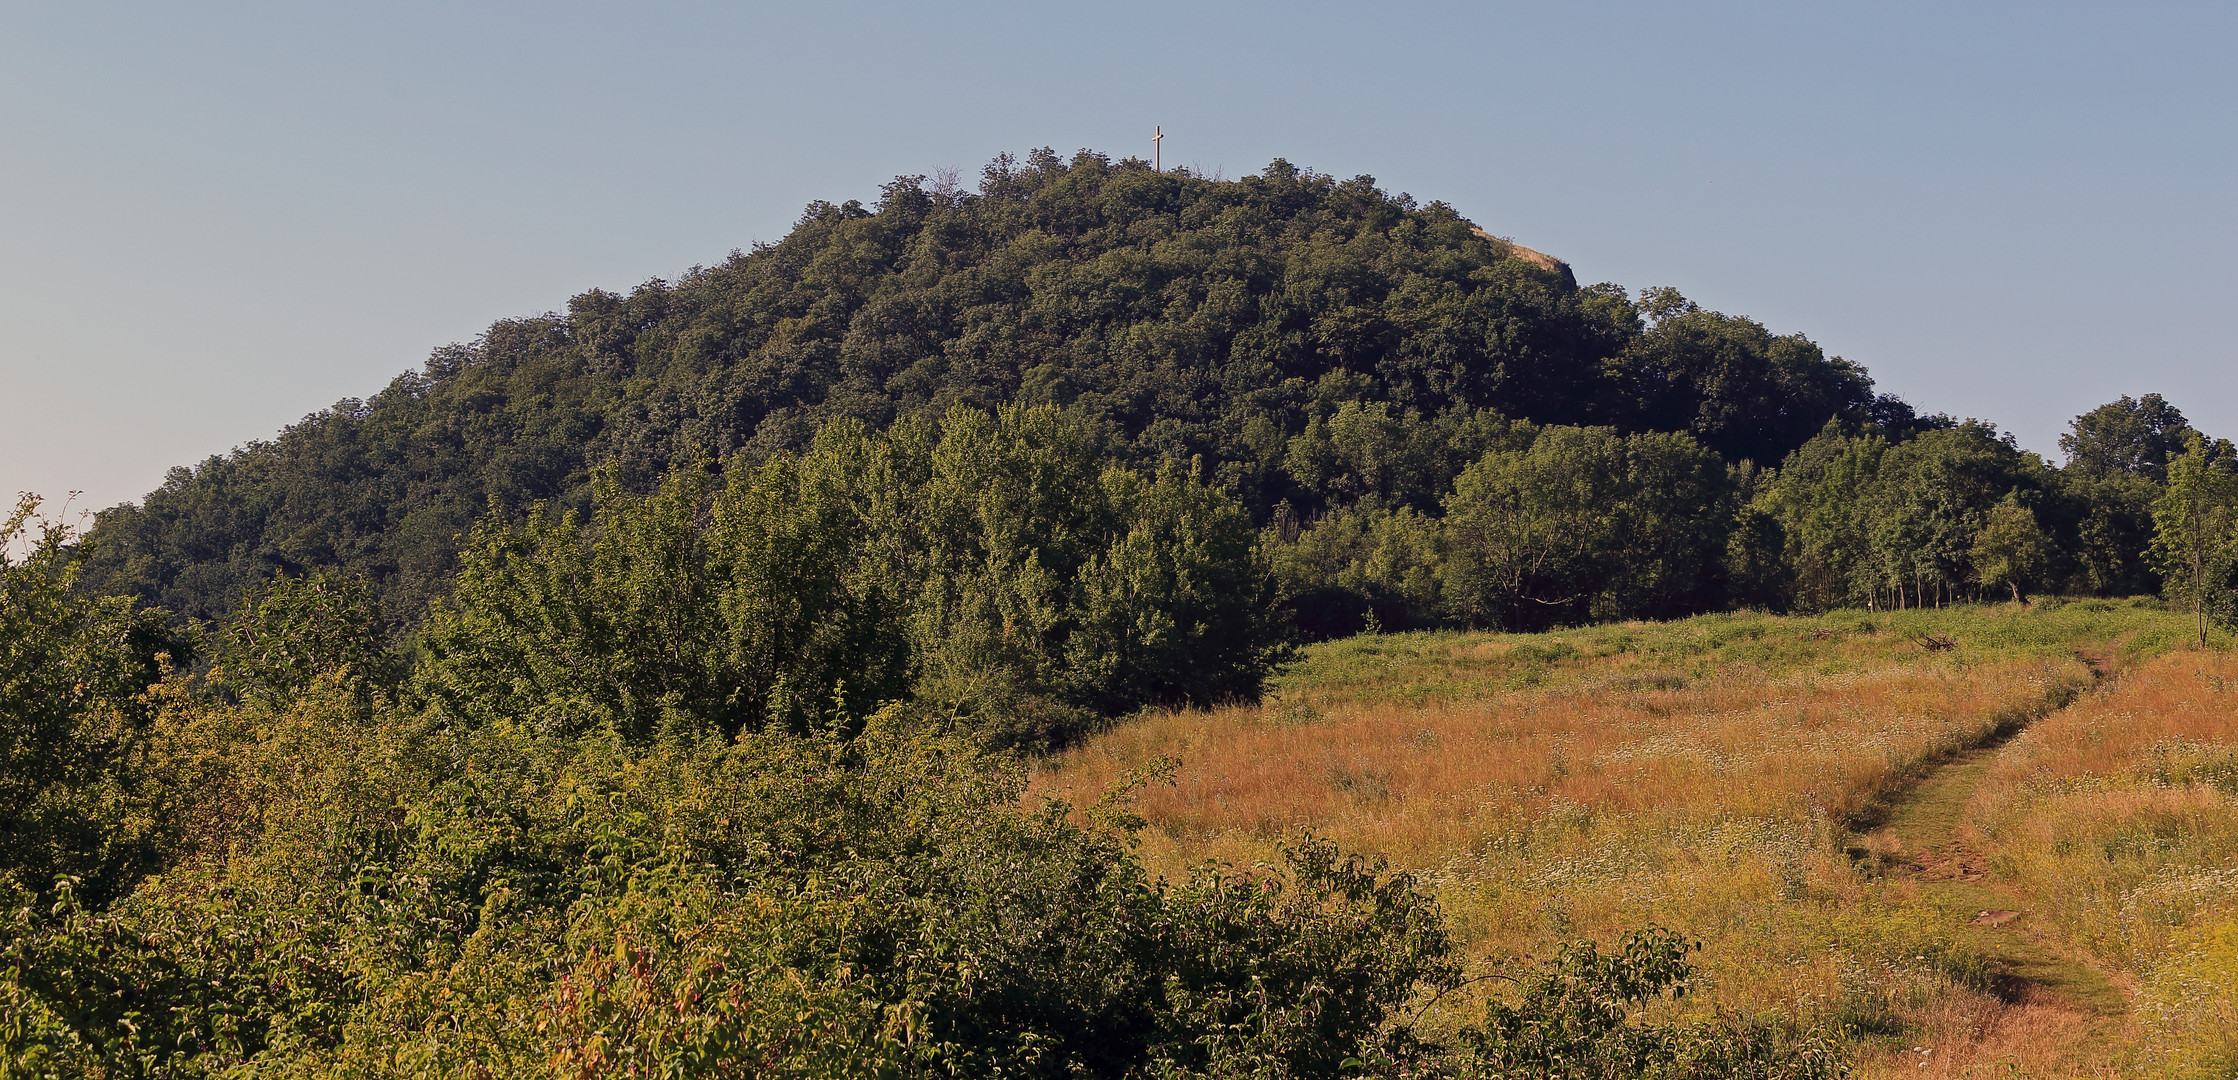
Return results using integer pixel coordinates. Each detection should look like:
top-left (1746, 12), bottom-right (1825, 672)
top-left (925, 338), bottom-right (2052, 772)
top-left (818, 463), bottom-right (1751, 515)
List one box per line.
top-left (2197, 548), bottom-right (2209, 648)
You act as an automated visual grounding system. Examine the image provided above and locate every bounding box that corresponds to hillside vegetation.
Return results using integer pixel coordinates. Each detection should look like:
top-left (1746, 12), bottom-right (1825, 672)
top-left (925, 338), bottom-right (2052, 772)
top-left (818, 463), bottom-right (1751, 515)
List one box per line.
top-left (6, 496), bottom-right (1856, 1078)
top-left (78, 153), bottom-right (2229, 649)
top-left (82, 149), bottom-right (1907, 631)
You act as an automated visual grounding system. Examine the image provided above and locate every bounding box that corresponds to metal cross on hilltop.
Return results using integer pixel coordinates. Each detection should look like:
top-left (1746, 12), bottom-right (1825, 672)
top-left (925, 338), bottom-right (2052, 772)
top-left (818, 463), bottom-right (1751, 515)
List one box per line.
top-left (1152, 126), bottom-right (1163, 172)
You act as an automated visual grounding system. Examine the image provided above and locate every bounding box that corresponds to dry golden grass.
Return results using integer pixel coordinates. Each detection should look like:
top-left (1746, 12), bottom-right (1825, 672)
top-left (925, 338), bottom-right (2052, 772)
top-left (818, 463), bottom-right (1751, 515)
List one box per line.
top-left (1057, 659), bottom-right (2072, 865)
top-left (1034, 601), bottom-right (2216, 1076)
top-left (1965, 651), bottom-right (2238, 1077)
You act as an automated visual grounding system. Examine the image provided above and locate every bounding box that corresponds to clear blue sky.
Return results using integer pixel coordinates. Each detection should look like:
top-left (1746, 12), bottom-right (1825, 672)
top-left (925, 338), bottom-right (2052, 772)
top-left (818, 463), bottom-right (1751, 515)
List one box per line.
top-left (4, 1), bottom-right (2232, 515)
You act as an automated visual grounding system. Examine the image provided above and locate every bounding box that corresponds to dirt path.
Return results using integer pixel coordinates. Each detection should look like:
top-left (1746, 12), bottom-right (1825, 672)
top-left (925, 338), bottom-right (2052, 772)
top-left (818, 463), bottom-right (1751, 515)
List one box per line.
top-left (1854, 651), bottom-right (2131, 1077)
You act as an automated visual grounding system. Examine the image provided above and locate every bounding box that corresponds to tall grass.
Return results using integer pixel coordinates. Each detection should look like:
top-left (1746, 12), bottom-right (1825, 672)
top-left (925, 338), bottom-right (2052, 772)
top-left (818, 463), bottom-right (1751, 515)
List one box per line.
top-left (1035, 600), bottom-right (2201, 1075)
top-left (1966, 650), bottom-right (2238, 1078)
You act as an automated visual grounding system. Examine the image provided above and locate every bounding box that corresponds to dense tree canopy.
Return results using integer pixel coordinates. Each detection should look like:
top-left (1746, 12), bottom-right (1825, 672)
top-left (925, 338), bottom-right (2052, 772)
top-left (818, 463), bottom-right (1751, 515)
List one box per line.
top-left (1268, 397), bottom-right (2225, 634)
top-left (58, 148), bottom-right (2224, 642)
top-left (81, 150), bottom-right (1891, 633)
top-left (2061, 393), bottom-right (2193, 481)
top-left (413, 406), bottom-right (1285, 749)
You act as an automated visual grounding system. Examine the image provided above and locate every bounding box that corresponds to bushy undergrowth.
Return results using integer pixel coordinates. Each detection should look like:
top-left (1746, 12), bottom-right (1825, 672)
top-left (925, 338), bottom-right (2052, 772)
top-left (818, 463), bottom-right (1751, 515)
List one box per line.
top-left (0, 672), bottom-right (1469, 1077)
top-left (0, 682), bottom-right (1845, 1079)
top-left (1, 494), bottom-right (1854, 1077)
top-left (0, 498), bottom-right (187, 904)
top-left (1459, 929), bottom-right (1845, 1080)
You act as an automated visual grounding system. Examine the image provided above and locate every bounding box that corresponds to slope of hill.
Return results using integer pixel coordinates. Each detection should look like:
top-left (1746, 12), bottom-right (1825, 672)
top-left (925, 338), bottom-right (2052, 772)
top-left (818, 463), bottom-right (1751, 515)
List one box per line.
top-left (82, 149), bottom-right (1897, 629)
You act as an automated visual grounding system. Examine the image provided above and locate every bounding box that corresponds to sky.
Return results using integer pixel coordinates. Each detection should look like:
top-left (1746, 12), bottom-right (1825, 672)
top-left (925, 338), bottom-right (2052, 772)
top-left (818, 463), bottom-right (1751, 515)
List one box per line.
top-left (4, 1), bottom-right (2232, 516)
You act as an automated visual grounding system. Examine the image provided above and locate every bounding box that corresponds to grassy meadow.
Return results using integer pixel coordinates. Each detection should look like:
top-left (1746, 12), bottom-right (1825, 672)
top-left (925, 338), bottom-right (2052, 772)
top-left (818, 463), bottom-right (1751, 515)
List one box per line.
top-left (1962, 648), bottom-right (2238, 1075)
top-left (1034, 599), bottom-right (2237, 1078)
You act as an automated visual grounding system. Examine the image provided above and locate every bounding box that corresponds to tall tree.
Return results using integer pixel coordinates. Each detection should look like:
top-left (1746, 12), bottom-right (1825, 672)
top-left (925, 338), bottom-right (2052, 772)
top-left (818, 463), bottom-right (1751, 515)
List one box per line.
top-left (2149, 435), bottom-right (2238, 647)
top-left (1753, 424), bottom-right (1889, 610)
top-left (0, 497), bottom-right (182, 902)
top-left (1440, 426), bottom-right (1733, 629)
top-left (1970, 495), bottom-right (2054, 604)
top-left (2061, 393), bottom-right (2194, 481)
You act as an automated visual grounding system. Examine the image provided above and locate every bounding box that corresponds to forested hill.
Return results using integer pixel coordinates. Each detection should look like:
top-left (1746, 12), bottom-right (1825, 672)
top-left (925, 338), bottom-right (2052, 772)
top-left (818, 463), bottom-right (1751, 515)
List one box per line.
top-left (84, 148), bottom-right (1910, 627)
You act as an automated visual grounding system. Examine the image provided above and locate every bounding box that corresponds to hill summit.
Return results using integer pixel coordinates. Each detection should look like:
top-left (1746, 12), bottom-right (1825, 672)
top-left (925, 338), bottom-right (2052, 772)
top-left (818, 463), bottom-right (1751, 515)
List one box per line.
top-left (85, 148), bottom-right (1903, 627)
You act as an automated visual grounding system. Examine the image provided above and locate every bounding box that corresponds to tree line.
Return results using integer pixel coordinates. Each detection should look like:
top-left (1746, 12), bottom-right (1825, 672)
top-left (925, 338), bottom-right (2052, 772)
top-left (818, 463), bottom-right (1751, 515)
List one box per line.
top-left (1273, 393), bottom-right (2234, 637)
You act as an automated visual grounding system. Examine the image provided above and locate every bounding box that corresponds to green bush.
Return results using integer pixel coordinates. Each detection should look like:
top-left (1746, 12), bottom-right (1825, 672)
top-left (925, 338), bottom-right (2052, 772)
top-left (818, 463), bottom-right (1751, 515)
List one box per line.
top-left (1458, 928), bottom-right (1847, 1080)
top-left (0, 497), bottom-right (186, 905)
top-left (1440, 427), bottom-right (1734, 631)
top-left (0, 690), bottom-right (1458, 1078)
top-left (413, 405), bottom-right (1285, 748)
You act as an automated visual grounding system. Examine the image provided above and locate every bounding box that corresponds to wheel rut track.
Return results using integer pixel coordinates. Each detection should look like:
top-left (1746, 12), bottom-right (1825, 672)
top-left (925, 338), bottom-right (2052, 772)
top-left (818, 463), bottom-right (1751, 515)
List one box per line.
top-left (1846, 646), bottom-right (2131, 1074)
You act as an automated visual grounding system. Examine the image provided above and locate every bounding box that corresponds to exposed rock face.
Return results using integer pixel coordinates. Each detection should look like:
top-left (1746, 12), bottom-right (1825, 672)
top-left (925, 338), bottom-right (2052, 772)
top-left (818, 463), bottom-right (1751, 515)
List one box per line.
top-left (1471, 226), bottom-right (1573, 286)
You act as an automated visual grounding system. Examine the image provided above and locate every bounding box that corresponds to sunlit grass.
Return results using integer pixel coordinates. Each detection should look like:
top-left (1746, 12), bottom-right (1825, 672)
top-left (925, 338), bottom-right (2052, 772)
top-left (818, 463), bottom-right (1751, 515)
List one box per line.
top-left (1034, 599), bottom-right (2209, 1075)
top-left (1966, 649), bottom-right (2238, 1077)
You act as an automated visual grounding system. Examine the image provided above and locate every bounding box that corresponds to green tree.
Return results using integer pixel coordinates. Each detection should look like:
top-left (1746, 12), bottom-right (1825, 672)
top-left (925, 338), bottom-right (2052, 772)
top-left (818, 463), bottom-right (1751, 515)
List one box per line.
top-left (1602, 429), bottom-right (1741, 618)
top-left (2062, 393), bottom-right (2193, 481)
top-left (1441, 427), bottom-right (1624, 629)
top-left (1721, 463), bottom-right (1792, 611)
top-left (1280, 396), bottom-right (1527, 514)
top-left (1970, 495), bottom-right (2054, 604)
top-left (1440, 426), bottom-right (1734, 629)
top-left (0, 496), bottom-right (183, 903)
top-left (412, 447), bottom-right (912, 739)
top-left (707, 426), bottom-right (917, 731)
top-left (1607, 288), bottom-right (1877, 466)
top-left (1753, 424), bottom-right (1888, 611)
top-left (216, 569), bottom-right (394, 710)
top-left (1269, 503), bottom-right (1446, 638)
top-left (899, 405), bottom-right (1120, 744)
top-left (1067, 458), bottom-right (1288, 717)
top-left (2149, 435), bottom-right (2238, 646)
top-left (2057, 469), bottom-right (2162, 596)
